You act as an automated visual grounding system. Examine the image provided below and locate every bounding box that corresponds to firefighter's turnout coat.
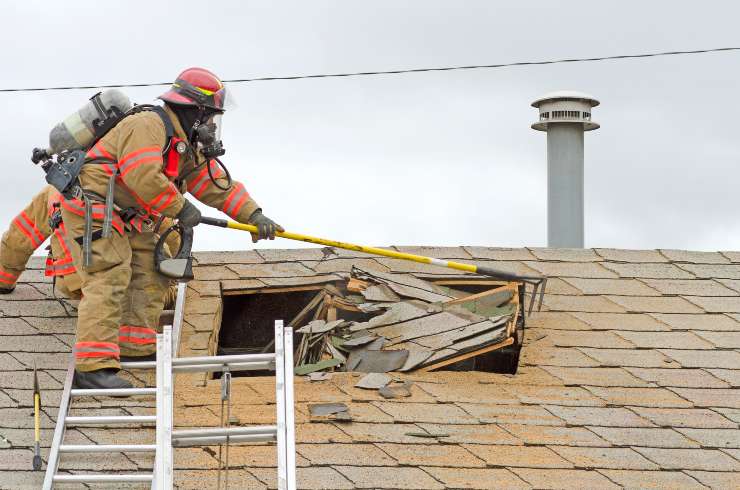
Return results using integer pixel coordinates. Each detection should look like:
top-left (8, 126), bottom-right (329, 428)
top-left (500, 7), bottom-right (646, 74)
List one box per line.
top-left (0, 185), bottom-right (181, 303)
top-left (62, 105), bottom-right (259, 370)
top-left (0, 185), bottom-right (81, 297)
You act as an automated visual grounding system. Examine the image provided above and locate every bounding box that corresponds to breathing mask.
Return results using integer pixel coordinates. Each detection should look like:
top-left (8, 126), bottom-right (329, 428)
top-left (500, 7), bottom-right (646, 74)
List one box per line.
top-left (195, 112), bottom-right (225, 158)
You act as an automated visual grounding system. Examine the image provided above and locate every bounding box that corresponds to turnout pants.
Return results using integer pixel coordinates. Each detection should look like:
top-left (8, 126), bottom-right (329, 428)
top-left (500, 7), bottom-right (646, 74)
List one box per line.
top-left (62, 209), bottom-right (169, 372)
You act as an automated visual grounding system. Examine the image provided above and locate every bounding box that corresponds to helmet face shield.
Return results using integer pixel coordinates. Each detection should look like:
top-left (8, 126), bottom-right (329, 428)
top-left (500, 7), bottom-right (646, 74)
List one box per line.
top-left (221, 83), bottom-right (237, 110)
top-left (205, 113), bottom-right (223, 142)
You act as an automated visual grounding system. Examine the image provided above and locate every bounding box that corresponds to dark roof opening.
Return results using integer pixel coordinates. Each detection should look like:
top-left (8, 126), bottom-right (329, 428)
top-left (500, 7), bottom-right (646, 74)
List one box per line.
top-left (216, 273), bottom-right (525, 378)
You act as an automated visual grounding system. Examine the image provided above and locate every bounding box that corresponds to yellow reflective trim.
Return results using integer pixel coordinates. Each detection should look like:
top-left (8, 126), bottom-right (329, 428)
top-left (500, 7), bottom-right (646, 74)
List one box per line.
top-left (173, 82), bottom-right (219, 96)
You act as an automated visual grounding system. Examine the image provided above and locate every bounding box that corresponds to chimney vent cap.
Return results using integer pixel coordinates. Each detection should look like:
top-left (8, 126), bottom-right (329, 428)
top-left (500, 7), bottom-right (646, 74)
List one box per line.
top-left (531, 90), bottom-right (600, 131)
top-left (531, 91), bottom-right (600, 108)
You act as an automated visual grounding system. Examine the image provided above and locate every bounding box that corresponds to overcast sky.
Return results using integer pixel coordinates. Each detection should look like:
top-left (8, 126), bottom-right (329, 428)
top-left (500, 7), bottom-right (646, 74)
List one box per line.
top-left (2, 1), bottom-right (739, 253)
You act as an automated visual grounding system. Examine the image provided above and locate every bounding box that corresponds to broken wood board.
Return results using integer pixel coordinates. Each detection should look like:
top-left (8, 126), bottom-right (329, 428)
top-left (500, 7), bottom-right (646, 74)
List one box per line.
top-left (417, 337), bottom-right (514, 372)
top-left (347, 278), bottom-right (370, 292)
top-left (442, 284), bottom-right (514, 306)
top-left (297, 319), bottom-right (345, 334)
top-left (410, 318), bottom-right (509, 350)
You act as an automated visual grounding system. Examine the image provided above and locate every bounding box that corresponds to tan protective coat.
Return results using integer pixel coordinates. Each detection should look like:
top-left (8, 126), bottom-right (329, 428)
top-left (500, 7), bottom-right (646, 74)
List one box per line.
top-left (65, 105), bottom-right (259, 370)
top-left (0, 186), bottom-right (80, 294)
top-left (0, 186), bottom-right (180, 303)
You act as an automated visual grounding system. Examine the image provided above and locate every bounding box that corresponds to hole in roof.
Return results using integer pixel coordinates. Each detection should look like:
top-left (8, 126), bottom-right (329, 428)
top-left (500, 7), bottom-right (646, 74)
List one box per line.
top-left (216, 279), bottom-right (524, 377)
top-left (217, 288), bottom-right (323, 377)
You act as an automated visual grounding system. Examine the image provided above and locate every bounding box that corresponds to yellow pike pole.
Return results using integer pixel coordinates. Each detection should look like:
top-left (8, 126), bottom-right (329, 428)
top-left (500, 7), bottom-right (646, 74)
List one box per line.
top-left (199, 217), bottom-right (547, 314)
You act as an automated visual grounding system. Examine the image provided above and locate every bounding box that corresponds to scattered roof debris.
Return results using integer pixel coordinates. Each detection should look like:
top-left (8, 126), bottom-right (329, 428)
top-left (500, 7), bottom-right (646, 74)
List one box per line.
top-left (378, 381), bottom-right (413, 399)
top-left (287, 266), bottom-right (522, 375)
top-left (307, 371), bottom-right (332, 382)
top-left (308, 402), bottom-right (348, 417)
top-left (354, 373), bottom-right (391, 389)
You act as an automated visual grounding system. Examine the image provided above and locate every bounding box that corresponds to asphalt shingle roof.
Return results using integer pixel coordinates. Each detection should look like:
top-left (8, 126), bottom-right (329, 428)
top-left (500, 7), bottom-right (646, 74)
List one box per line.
top-left (1, 247), bottom-right (739, 489)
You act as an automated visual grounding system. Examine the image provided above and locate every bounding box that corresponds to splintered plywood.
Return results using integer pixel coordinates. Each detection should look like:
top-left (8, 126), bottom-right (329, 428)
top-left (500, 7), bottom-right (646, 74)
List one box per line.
top-left (348, 301), bottom-right (431, 332)
top-left (375, 312), bottom-right (474, 344)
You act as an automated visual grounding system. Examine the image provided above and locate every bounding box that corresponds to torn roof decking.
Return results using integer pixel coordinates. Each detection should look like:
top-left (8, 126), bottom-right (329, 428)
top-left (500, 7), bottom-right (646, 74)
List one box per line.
top-left (318, 266), bottom-right (520, 372)
top-left (1, 248), bottom-right (740, 488)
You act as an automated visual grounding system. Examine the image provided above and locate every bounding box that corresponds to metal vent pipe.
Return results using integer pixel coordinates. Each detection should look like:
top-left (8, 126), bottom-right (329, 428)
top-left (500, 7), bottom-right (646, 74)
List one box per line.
top-left (532, 91), bottom-right (600, 248)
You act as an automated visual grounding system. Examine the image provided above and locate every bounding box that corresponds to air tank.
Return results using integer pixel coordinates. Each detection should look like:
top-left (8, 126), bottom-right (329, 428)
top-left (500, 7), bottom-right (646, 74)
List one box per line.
top-left (47, 89), bottom-right (133, 154)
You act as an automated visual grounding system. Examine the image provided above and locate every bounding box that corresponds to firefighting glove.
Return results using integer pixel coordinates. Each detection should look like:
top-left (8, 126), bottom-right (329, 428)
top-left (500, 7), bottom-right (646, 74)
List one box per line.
top-left (247, 209), bottom-right (284, 243)
top-left (176, 200), bottom-right (202, 228)
top-left (0, 285), bottom-right (15, 295)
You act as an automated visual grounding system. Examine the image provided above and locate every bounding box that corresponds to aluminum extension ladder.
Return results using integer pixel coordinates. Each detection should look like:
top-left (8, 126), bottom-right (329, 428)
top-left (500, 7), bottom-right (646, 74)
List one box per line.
top-left (43, 283), bottom-right (297, 489)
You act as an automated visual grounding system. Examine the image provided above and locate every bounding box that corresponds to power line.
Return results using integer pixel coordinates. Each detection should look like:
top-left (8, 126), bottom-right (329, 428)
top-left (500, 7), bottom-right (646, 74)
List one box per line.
top-left (1, 46), bottom-right (738, 93)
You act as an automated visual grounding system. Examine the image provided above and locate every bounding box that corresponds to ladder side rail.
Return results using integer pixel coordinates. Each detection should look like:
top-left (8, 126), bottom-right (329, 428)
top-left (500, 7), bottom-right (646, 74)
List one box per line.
top-left (171, 282), bottom-right (187, 358)
top-left (154, 325), bottom-right (174, 489)
top-left (283, 325), bottom-right (297, 490)
top-left (274, 320), bottom-right (288, 490)
top-left (43, 358), bottom-right (75, 490)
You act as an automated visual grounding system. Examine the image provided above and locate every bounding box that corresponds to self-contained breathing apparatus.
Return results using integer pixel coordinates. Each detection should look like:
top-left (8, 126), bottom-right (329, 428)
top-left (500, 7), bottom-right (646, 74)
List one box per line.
top-left (30, 89), bottom-right (230, 280)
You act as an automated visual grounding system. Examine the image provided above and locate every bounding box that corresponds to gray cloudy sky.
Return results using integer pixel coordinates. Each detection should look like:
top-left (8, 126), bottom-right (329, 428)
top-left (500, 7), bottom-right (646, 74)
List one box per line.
top-left (2, 1), bottom-right (739, 252)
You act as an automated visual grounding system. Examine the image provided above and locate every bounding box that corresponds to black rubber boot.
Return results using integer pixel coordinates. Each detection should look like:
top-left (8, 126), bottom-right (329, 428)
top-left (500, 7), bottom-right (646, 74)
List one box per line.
top-left (120, 353), bottom-right (157, 363)
top-left (73, 369), bottom-right (133, 390)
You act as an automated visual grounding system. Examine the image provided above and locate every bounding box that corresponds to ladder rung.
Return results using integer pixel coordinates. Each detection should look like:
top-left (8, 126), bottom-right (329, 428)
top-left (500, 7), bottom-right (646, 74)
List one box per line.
top-left (121, 359), bottom-right (274, 373)
top-left (173, 353), bottom-right (276, 365)
top-left (70, 388), bottom-right (156, 397)
top-left (121, 353), bottom-right (276, 371)
top-left (120, 360), bottom-right (155, 370)
top-left (173, 425), bottom-right (277, 439)
top-left (173, 360), bottom-right (273, 373)
top-left (173, 433), bottom-right (277, 447)
top-left (53, 473), bottom-right (154, 483)
top-left (59, 444), bottom-right (156, 453)
top-left (65, 415), bottom-right (156, 425)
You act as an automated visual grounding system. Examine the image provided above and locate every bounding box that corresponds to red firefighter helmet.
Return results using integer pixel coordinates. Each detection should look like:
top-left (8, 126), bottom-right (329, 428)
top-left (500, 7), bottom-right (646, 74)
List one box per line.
top-left (159, 67), bottom-right (226, 111)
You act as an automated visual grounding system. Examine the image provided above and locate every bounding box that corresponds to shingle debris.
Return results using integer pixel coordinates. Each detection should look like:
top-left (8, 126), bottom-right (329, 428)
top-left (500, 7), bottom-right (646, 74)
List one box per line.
top-left (289, 266), bottom-right (520, 374)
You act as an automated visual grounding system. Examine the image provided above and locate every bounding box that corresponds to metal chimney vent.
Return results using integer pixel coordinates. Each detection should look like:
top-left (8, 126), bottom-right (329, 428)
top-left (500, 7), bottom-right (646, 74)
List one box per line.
top-left (531, 91), bottom-right (600, 248)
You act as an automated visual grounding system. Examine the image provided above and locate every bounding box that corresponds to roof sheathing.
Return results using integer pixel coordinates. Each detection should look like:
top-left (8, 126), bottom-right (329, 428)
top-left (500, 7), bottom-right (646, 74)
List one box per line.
top-left (0, 247), bottom-right (739, 488)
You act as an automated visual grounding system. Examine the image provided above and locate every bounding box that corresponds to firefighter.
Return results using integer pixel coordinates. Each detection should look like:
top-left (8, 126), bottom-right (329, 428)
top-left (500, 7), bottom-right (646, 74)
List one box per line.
top-left (63, 67), bottom-right (282, 389)
top-left (0, 186), bottom-right (181, 303)
top-left (0, 186), bottom-right (81, 298)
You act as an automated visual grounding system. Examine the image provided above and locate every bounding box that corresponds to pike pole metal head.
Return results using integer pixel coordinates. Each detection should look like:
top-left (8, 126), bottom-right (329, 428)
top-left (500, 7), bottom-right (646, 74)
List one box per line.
top-left (474, 265), bottom-right (547, 315)
top-left (33, 361), bottom-right (39, 397)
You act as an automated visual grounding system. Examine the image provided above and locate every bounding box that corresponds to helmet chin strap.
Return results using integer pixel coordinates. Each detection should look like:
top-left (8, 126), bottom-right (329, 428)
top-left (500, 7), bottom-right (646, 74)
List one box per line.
top-left (188, 107), bottom-right (206, 144)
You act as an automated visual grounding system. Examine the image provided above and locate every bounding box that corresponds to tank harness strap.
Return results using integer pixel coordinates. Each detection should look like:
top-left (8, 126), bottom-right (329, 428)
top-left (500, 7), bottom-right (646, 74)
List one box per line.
top-left (150, 106), bottom-right (175, 153)
top-left (102, 174), bottom-right (116, 238)
top-left (81, 193), bottom-right (93, 268)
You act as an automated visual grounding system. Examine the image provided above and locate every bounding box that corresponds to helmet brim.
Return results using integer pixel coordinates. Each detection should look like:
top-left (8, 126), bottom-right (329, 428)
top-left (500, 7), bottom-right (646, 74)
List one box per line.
top-left (159, 89), bottom-right (199, 107)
